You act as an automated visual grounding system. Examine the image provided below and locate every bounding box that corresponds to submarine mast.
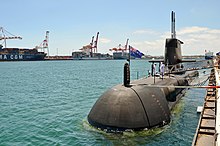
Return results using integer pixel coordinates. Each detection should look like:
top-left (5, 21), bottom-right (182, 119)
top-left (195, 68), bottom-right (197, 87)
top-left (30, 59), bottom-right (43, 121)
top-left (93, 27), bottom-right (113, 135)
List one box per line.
top-left (171, 11), bottom-right (176, 39)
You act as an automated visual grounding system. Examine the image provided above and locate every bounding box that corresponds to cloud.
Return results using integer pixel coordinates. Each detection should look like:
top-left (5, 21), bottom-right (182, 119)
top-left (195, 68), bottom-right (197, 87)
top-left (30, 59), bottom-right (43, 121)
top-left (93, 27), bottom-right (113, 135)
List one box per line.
top-left (133, 29), bottom-right (158, 35)
top-left (130, 39), bottom-right (164, 55)
top-left (208, 29), bottom-right (220, 34)
top-left (130, 26), bottom-right (220, 55)
top-left (99, 38), bottom-right (111, 43)
top-left (178, 26), bottom-right (208, 35)
top-left (177, 26), bottom-right (220, 54)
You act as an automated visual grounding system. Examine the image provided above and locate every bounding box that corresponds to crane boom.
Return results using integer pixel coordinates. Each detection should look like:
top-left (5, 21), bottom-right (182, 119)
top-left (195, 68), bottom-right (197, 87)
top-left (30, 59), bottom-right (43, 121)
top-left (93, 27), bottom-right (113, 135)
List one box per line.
top-left (93, 32), bottom-right (99, 53)
top-left (0, 27), bottom-right (22, 48)
top-left (90, 36), bottom-right (95, 47)
top-left (125, 38), bottom-right (129, 50)
top-left (90, 36), bottom-right (94, 54)
top-left (0, 36), bottom-right (22, 40)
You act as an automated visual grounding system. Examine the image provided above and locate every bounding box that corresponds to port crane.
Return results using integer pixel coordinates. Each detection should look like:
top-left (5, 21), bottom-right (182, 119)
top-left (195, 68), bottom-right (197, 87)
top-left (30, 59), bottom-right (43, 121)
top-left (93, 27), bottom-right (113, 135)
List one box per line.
top-left (34, 31), bottom-right (49, 56)
top-left (80, 32), bottom-right (99, 57)
top-left (0, 27), bottom-right (22, 48)
top-left (89, 32), bottom-right (99, 56)
top-left (109, 38), bottom-right (129, 52)
top-left (93, 32), bottom-right (99, 53)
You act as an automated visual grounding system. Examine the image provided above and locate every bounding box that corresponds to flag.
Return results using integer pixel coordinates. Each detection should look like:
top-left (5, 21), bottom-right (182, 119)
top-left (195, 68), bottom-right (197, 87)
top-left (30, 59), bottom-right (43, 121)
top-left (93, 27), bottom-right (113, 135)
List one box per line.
top-left (130, 46), bottom-right (144, 58)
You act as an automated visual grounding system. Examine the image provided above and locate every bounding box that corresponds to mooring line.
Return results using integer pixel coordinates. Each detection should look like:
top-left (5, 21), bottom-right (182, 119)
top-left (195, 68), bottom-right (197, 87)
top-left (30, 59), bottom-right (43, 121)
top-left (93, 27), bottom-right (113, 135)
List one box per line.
top-left (132, 84), bottom-right (220, 89)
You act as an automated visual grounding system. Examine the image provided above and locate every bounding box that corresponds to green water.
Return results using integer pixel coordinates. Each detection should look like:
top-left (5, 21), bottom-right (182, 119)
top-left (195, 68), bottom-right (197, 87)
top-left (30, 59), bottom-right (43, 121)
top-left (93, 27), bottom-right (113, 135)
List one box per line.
top-left (0, 60), bottom-right (208, 145)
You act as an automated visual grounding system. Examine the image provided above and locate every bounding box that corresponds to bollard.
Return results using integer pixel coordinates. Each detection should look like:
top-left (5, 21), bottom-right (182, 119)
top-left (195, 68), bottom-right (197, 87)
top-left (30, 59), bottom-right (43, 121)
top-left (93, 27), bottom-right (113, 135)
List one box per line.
top-left (124, 63), bottom-right (130, 87)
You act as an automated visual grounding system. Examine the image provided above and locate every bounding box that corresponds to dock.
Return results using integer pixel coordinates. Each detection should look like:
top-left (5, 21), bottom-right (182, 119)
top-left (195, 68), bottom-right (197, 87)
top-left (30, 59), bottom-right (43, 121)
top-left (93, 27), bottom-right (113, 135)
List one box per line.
top-left (192, 59), bottom-right (220, 146)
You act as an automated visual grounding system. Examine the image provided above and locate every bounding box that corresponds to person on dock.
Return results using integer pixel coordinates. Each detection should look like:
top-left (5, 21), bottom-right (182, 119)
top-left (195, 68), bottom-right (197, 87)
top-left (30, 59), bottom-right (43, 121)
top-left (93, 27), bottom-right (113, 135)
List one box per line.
top-left (160, 62), bottom-right (165, 80)
top-left (153, 63), bottom-right (156, 76)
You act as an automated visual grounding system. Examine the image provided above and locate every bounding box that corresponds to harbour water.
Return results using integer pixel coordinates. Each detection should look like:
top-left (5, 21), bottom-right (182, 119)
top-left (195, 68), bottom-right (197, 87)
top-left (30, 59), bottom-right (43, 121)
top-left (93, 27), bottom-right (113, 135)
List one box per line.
top-left (0, 60), bottom-right (209, 145)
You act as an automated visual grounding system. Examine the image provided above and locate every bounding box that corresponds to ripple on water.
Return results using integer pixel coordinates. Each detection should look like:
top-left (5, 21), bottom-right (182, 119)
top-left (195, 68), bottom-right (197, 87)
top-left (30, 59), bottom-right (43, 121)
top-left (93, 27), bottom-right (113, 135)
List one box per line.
top-left (0, 60), bottom-right (210, 145)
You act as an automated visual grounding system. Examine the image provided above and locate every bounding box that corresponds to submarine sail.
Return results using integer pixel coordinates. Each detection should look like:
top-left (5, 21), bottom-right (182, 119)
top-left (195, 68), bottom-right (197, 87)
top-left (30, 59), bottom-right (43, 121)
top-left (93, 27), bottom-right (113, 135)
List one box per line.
top-left (164, 11), bottom-right (183, 68)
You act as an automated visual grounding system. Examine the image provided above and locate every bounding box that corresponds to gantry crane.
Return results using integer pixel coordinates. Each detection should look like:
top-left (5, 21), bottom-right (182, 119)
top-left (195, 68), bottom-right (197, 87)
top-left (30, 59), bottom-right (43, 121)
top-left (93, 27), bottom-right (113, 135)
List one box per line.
top-left (80, 32), bottom-right (99, 57)
top-left (109, 39), bottom-right (129, 52)
top-left (0, 27), bottom-right (22, 48)
top-left (89, 32), bottom-right (99, 56)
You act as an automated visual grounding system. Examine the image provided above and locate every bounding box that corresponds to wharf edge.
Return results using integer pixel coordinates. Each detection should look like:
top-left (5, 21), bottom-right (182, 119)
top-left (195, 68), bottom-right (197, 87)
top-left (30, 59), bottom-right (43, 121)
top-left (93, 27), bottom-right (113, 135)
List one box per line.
top-left (192, 58), bottom-right (220, 146)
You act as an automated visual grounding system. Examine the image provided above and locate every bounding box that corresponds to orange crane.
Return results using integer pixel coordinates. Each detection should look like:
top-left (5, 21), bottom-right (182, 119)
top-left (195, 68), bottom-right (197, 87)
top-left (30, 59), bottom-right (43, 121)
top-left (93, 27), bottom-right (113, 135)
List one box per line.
top-left (93, 32), bottom-right (99, 53)
top-left (81, 32), bottom-right (99, 57)
top-left (90, 32), bottom-right (99, 56)
top-left (109, 39), bottom-right (129, 52)
top-left (89, 36), bottom-right (95, 55)
top-left (0, 27), bottom-right (22, 48)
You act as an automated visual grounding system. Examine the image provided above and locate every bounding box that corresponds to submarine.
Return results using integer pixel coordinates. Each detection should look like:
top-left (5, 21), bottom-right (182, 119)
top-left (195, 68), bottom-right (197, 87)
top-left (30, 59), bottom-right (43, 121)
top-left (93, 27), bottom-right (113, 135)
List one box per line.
top-left (88, 11), bottom-right (199, 132)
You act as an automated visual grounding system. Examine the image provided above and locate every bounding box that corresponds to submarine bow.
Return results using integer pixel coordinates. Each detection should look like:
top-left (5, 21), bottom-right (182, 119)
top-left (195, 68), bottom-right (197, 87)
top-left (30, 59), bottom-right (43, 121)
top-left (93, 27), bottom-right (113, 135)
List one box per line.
top-left (88, 85), bottom-right (170, 131)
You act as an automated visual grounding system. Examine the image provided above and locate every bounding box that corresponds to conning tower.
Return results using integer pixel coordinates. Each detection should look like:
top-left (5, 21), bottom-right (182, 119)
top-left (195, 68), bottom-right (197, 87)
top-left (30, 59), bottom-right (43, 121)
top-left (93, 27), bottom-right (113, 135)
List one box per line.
top-left (164, 11), bottom-right (183, 68)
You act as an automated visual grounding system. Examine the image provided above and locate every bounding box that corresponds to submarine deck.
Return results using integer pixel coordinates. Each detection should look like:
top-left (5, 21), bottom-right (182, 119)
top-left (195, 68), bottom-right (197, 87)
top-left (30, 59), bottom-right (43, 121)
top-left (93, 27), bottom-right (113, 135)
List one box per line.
top-left (130, 71), bottom-right (197, 110)
top-left (130, 70), bottom-right (196, 86)
top-left (192, 58), bottom-right (219, 146)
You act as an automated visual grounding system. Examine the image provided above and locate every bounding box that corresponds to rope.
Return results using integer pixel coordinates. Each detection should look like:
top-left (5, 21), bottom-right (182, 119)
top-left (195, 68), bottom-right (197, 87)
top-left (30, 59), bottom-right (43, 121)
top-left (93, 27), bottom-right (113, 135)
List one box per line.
top-left (2, 28), bottom-right (18, 37)
top-left (132, 84), bottom-right (220, 89)
top-left (130, 72), bottom-right (211, 89)
top-left (189, 76), bottom-right (210, 86)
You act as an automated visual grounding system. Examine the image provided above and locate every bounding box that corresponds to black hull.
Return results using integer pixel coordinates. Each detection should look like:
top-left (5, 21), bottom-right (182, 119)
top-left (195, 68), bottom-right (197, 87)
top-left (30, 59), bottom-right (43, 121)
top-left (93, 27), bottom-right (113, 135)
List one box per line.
top-left (0, 54), bottom-right (45, 61)
top-left (88, 71), bottom-right (198, 132)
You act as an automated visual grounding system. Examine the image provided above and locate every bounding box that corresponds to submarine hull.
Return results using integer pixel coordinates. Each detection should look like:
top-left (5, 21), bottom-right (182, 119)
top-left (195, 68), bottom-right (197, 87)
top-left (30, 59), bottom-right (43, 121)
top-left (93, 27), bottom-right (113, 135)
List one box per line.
top-left (88, 85), bottom-right (170, 131)
top-left (88, 71), bottom-right (198, 131)
top-left (88, 11), bottom-right (200, 132)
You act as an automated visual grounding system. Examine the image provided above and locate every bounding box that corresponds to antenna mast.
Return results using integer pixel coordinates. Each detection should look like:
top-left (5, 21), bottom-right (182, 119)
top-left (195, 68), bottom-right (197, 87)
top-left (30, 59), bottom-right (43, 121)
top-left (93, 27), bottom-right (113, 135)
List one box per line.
top-left (171, 11), bottom-right (176, 38)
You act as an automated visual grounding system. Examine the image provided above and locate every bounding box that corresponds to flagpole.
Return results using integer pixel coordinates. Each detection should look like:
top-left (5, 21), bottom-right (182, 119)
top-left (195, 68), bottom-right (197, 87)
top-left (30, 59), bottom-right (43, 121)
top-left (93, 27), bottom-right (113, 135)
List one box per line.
top-left (128, 45), bottom-right (131, 66)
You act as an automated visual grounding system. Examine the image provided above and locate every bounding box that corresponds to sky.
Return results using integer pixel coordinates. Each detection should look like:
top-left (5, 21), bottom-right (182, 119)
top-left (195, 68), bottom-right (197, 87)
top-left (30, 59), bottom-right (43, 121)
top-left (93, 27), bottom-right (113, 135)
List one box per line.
top-left (1, 0), bottom-right (220, 56)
